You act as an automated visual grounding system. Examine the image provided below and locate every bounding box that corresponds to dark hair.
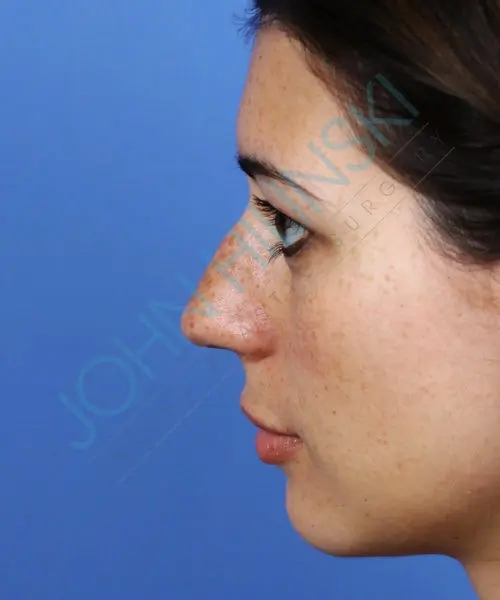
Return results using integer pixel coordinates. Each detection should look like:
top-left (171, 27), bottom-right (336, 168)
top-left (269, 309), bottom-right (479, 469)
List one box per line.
top-left (240, 0), bottom-right (500, 267)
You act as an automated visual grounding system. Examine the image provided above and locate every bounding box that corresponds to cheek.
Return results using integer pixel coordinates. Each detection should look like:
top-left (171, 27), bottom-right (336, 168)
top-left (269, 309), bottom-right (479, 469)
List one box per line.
top-left (289, 257), bottom-right (418, 402)
top-left (287, 265), bottom-right (414, 468)
top-left (287, 247), bottom-right (500, 508)
top-left (287, 211), bottom-right (459, 420)
top-left (286, 239), bottom-right (417, 436)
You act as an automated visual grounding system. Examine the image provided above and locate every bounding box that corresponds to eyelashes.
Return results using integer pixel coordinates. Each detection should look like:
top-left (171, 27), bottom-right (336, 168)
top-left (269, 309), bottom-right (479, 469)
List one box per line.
top-left (251, 194), bottom-right (311, 263)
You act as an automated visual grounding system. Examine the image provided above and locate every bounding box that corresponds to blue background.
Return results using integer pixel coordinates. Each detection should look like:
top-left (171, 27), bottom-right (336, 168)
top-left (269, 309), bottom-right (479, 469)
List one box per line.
top-left (0, 1), bottom-right (476, 598)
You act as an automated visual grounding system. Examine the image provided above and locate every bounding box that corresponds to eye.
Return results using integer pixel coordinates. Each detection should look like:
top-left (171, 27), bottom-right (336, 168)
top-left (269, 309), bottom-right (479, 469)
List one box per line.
top-left (251, 195), bottom-right (311, 263)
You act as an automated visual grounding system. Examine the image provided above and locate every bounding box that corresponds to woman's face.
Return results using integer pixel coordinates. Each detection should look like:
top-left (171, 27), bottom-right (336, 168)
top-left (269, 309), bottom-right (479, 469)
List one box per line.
top-left (181, 28), bottom-right (500, 561)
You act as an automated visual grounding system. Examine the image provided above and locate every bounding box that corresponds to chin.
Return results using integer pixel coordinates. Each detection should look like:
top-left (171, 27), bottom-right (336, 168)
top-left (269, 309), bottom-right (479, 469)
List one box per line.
top-left (283, 479), bottom-right (435, 559)
top-left (284, 477), bottom-right (367, 556)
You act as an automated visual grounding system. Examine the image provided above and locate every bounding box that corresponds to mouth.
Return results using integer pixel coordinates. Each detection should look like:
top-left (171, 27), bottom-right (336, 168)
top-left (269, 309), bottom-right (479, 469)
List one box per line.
top-left (240, 405), bottom-right (298, 437)
top-left (240, 405), bottom-right (303, 465)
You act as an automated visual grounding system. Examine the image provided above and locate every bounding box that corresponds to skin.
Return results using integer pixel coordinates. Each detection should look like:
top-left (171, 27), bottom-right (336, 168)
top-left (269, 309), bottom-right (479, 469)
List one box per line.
top-left (181, 27), bottom-right (500, 598)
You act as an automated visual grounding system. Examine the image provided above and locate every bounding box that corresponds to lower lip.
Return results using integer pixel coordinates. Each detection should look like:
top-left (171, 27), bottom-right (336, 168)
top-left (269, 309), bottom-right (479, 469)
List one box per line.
top-left (255, 429), bottom-right (303, 464)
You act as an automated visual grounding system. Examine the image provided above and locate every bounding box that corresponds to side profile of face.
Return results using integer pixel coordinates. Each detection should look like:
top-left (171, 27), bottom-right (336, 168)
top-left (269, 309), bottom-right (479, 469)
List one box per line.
top-left (182, 27), bottom-right (500, 563)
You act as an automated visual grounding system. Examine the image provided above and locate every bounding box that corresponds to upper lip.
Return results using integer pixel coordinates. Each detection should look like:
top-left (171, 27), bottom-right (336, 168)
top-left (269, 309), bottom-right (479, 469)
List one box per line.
top-left (240, 405), bottom-right (299, 437)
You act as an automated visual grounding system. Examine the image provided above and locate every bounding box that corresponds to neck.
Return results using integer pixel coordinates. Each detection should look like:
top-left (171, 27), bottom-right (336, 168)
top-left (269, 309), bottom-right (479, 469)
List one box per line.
top-left (464, 560), bottom-right (500, 599)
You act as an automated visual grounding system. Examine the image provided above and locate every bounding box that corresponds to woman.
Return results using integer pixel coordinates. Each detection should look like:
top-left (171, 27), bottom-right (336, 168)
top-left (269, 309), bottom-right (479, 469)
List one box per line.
top-left (181, 1), bottom-right (500, 597)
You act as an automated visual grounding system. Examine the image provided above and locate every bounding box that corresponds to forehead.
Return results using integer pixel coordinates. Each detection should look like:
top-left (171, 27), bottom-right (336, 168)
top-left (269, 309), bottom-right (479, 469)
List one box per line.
top-left (237, 28), bottom-right (341, 165)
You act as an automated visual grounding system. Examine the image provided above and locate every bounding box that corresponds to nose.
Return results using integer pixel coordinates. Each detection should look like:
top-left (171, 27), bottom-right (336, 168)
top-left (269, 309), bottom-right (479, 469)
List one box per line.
top-left (180, 214), bottom-right (276, 360)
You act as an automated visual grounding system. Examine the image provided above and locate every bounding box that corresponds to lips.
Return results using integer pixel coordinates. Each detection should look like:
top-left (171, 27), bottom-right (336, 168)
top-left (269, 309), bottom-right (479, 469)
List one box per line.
top-left (241, 405), bottom-right (303, 464)
top-left (240, 405), bottom-right (299, 438)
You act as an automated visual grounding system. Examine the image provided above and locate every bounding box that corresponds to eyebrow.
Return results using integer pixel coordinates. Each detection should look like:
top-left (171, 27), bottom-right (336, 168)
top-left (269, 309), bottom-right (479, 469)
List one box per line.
top-left (236, 153), bottom-right (323, 204)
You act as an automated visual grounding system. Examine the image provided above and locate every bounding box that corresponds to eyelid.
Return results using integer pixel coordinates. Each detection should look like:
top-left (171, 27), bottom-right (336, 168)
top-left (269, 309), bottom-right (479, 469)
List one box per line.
top-left (251, 194), bottom-right (301, 230)
top-left (256, 179), bottom-right (323, 228)
top-left (250, 194), bottom-right (312, 262)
